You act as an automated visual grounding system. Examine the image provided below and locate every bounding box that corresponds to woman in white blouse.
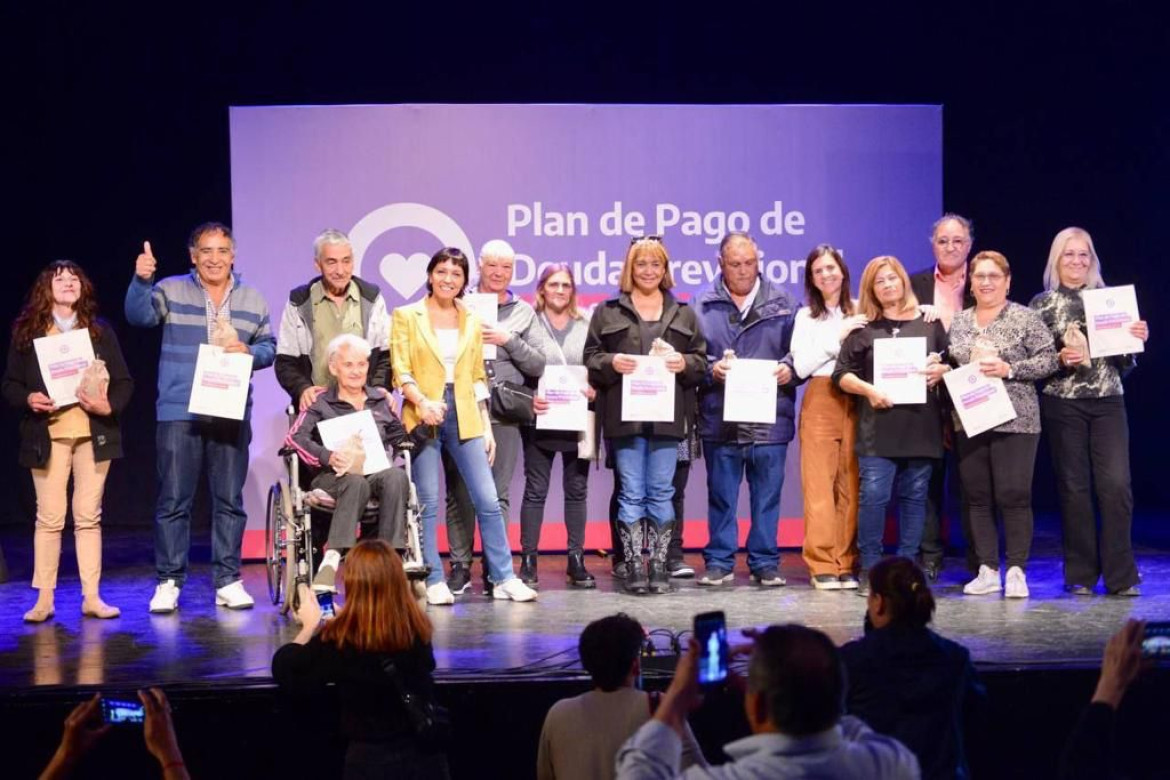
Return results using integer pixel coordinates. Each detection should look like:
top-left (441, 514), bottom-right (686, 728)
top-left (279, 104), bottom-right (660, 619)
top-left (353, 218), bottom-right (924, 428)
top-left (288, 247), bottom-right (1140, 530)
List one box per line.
top-left (791, 245), bottom-right (868, 590)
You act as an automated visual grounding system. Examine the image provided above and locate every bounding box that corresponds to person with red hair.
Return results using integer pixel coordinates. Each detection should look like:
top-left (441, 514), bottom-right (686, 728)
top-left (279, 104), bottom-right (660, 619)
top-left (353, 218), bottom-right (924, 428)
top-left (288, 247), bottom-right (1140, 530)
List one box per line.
top-left (273, 539), bottom-right (448, 778)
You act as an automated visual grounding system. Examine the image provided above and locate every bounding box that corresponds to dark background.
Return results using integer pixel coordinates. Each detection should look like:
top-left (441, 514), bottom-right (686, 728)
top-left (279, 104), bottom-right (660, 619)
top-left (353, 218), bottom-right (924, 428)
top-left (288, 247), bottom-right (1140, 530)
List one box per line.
top-left (3, 2), bottom-right (1166, 537)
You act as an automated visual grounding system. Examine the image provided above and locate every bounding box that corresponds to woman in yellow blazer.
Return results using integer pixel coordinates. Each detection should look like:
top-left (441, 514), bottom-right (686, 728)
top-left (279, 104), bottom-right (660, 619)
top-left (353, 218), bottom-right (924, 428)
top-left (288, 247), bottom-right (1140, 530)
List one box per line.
top-left (391, 247), bottom-right (537, 605)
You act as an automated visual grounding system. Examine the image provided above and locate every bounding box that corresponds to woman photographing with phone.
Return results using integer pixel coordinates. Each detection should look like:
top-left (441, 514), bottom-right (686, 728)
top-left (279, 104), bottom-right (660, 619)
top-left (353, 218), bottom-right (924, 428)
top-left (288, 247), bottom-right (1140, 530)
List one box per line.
top-left (273, 540), bottom-right (448, 779)
top-left (3, 260), bottom-right (133, 623)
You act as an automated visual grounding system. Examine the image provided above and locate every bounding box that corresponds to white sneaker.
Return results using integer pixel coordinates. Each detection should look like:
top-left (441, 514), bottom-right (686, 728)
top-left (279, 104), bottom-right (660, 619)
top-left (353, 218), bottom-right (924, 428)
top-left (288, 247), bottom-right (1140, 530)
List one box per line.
top-left (1005, 566), bottom-right (1029, 598)
top-left (492, 577), bottom-right (538, 602)
top-left (426, 581), bottom-right (455, 606)
top-left (149, 580), bottom-right (181, 614)
top-left (963, 565), bottom-right (1002, 596)
top-left (215, 580), bottom-right (255, 610)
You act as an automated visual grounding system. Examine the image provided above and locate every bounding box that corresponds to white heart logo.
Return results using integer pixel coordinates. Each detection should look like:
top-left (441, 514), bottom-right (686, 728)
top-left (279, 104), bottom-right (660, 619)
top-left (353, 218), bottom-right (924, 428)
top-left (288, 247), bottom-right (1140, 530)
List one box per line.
top-left (380, 252), bottom-right (431, 299)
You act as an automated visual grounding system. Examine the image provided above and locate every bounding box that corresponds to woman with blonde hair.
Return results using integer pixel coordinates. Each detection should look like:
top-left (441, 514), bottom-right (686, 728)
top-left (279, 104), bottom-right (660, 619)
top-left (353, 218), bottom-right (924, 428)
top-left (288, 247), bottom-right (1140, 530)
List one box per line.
top-left (584, 237), bottom-right (706, 594)
top-left (833, 256), bottom-right (949, 594)
top-left (3, 260), bottom-right (133, 622)
top-left (949, 251), bottom-right (1057, 599)
top-left (1030, 227), bottom-right (1149, 596)
top-left (273, 539), bottom-right (448, 778)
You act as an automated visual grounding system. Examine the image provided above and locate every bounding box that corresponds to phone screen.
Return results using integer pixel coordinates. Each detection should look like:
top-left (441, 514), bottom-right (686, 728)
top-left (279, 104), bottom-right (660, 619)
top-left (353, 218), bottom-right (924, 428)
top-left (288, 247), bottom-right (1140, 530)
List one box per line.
top-left (317, 591), bottom-right (336, 620)
top-left (694, 611), bottom-right (729, 687)
top-left (101, 698), bottom-right (145, 725)
top-left (1142, 621), bottom-right (1170, 658)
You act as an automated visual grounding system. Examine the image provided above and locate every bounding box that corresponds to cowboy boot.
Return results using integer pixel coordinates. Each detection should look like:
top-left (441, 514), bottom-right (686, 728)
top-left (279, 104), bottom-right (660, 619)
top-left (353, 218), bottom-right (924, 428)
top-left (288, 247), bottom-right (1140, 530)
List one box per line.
top-left (619, 521), bottom-right (648, 594)
top-left (647, 522), bottom-right (672, 595)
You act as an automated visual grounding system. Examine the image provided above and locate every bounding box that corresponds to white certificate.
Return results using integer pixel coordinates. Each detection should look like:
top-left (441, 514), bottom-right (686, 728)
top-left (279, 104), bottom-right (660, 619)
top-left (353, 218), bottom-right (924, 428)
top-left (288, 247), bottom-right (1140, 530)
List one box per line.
top-left (943, 362), bottom-right (1017, 437)
top-left (1082, 285), bottom-right (1143, 358)
top-left (33, 329), bottom-right (96, 406)
top-left (316, 409), bottom-right (392, 476)
top-left (536, 365), bottom-right (589, 431)
top-left (464, 293), bottom-right (499, 360)
top-left (187, 344), bottom-right (253, 420)
top-left (873, 337), bottom-right (927, 405)
top-left (723, 359), bottom-right (778, 424)
top-left (621, 356), bottom-right (675, 422)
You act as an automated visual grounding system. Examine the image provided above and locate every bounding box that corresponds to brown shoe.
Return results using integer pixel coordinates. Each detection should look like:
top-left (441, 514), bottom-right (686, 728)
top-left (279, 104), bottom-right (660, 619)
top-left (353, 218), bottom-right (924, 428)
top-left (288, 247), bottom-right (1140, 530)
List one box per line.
top-left (82, 597), bottom-right (121, 619)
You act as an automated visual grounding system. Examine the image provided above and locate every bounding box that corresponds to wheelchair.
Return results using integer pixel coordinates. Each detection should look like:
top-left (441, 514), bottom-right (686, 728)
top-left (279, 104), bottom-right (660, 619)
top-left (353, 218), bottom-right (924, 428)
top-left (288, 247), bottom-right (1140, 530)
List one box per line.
top-left (265, 406), bottom-right (430, 614)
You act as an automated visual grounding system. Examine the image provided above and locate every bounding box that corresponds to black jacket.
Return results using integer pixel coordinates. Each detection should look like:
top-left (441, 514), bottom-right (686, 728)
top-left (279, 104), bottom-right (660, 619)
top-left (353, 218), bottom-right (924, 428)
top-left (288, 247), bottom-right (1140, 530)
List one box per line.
top-left (583, 291), bottom-right (706, 440)
top-left (910, 268), bottom-right (976, 310)
top-left (2, 320), bottom-right (134, 468)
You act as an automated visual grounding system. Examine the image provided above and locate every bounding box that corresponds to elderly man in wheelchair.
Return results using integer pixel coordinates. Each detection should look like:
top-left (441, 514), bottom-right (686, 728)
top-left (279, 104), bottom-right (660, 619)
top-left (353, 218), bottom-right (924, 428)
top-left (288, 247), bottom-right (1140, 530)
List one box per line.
top-left (283, 334), bottom-right (421, 594)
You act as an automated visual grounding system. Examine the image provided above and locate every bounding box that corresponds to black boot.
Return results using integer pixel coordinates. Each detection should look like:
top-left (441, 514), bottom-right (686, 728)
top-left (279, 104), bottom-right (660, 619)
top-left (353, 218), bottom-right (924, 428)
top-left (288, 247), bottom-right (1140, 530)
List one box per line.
top-left (647, 523), bottom-right (672, 594)
top-left (567, 552), bottom-right (596, 589)
top-left (619, 522), bottom-right (648, 594)
top-left (519, 553), bottom-right (538, 585)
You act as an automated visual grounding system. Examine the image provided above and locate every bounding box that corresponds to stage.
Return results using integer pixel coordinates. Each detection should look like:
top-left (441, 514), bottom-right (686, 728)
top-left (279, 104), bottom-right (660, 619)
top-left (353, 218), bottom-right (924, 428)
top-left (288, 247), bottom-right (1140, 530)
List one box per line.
top-left (2, 524), bottom-right (1168, 778)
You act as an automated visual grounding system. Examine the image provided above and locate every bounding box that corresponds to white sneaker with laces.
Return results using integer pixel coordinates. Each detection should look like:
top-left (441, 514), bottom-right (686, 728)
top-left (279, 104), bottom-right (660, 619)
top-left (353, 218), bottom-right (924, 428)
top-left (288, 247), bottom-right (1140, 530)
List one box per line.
top-left (1004, 566), bottom-right (1029, 598)
top-left (963, 565), bottom-right (1002, 596)
top-left (492, 577), bottom-right (538, 602)
top-left (149, 580), bottom-right (181, 614)
top-left (215, 580), bottom-right (255, 609)
top-left (426, 582), bottom-right (455, 606)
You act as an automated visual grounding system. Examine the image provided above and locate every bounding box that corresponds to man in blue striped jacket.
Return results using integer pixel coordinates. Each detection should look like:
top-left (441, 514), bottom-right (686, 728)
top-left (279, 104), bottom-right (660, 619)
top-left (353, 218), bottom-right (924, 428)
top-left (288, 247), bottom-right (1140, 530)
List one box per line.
top-left (125, 222), bottom-right (276, 614)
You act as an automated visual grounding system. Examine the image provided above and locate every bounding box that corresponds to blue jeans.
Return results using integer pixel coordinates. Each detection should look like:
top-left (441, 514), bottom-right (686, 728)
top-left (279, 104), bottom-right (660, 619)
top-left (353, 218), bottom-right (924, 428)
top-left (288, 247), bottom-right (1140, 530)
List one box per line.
top-left (155, 419), bottom-right (251, 588)
top-left (413, 387), bottom-right (516, 586)
top-left (612, 435), bottom-right (678, 527)
top-left (857, 456), bottom-right (935, 570)
top-left (704, 442), bottom-right (787, 573)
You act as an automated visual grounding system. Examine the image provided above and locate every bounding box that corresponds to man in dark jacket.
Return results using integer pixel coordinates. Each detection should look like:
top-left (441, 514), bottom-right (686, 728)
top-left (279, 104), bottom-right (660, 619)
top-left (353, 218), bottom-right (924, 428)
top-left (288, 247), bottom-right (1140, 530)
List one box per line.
top-left (695, 233), bottom-right (799, 587)
top-left (908, 214), bottom-right (976, 579)
top-left (275, 228), bottom-right (391, 412)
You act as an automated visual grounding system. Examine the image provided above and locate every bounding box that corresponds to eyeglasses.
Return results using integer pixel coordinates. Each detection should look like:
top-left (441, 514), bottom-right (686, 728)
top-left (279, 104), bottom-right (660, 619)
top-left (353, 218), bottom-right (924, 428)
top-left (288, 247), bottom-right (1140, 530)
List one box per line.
top-left (935, 238), bottom-right (969, 248)
top-left (629, 235), bottom-right (664, 246)
top-left (972, 272), bottom-right (1006, 283)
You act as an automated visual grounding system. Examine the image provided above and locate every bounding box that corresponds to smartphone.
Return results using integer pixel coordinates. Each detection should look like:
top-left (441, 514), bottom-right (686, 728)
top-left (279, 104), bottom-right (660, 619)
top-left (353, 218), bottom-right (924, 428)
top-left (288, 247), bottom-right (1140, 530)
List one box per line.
top-left (1142, 621), bottom-right (1170, 659)
top-left (317, 590), bottom-right (336, 620)
top-left (693, 611), bottom-right (729, 687)
top-left (101, 697), bottom-right (145, 726)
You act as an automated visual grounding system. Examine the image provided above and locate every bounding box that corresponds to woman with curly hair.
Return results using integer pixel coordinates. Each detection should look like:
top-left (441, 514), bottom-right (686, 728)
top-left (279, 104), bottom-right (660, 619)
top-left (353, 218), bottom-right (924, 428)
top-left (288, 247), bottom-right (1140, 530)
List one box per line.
top-left (2, 260), bottom-right (133, 622)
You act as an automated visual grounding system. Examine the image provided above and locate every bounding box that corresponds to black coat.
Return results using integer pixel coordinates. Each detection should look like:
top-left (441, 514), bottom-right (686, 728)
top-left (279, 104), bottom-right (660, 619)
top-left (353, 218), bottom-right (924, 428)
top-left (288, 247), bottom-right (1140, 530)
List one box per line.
top-left (584, 291), bottom-right (706, 440)
top-left (2, 319), bottom-right (134, 468)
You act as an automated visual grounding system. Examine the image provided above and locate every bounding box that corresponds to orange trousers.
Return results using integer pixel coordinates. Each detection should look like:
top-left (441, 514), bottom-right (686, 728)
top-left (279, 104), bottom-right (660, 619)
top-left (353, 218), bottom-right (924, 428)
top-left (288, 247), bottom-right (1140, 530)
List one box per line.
top-left (799, 378), bottom-right (859, 576)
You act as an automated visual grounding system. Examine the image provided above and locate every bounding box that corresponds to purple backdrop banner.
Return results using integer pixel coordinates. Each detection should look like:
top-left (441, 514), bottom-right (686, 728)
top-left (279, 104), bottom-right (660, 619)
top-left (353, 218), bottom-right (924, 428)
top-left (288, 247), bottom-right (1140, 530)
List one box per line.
top-left (229, 104), bottom-right (941, 546)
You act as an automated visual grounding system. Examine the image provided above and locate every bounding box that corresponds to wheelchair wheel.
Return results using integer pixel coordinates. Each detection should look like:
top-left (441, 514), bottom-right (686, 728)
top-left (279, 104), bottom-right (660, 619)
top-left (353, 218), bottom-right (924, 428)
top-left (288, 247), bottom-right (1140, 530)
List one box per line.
top-left (265, 482), bottom-right (289, 606)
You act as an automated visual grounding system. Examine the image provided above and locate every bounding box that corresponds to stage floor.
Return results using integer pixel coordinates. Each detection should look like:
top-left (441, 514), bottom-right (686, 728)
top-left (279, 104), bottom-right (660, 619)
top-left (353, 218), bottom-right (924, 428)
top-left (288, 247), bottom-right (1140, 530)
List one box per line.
top-left (0, 527), bottom-right (1166, 690)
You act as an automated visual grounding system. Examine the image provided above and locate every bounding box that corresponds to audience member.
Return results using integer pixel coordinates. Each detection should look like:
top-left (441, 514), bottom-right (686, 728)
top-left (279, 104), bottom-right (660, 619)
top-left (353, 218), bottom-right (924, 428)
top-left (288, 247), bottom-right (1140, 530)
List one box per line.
top-left (616, 624), bottom-right (919, 778)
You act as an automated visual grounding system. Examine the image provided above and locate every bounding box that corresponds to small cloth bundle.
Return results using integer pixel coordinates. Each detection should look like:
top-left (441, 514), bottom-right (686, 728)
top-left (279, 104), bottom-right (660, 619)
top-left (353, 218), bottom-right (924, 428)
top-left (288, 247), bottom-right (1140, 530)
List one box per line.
top-left (971, 336), bottom-right (1000, 362)
top-left (332, 433), bottom-right (366, 476)
top-left (78, 359), bottom-right (109, 398)
top-left (648, 337), bottom-right (676, 358)
top-left (210, 315), bottom-right (237, 348)
top-left (1062, 323), bottom-right (1092, 367)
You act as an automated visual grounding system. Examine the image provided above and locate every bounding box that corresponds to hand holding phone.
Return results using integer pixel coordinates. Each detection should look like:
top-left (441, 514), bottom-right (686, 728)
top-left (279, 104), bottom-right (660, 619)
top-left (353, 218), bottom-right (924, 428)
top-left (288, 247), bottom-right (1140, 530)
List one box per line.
top-left (693, 611), bottom-right (729, 688)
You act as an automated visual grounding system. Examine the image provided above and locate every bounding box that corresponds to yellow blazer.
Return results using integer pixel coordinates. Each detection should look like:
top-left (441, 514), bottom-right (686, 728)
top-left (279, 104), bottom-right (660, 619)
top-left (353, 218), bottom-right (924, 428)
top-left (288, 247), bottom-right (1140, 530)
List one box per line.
top-left (390, 298), bottom-right (488, 440)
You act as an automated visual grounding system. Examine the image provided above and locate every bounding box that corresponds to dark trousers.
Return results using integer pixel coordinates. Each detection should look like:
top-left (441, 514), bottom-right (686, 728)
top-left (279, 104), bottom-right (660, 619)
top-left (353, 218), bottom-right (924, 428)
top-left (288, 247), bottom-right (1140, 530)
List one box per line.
top-left (1040, 395), bottom-right (1138, 591)
top-left (609, 461), bottom-right (688, 564)
top-left (519, 429), bottom-right (589, 555)
top-left (956, 431), bottom-right (1039, 570)
top-left (310, 468), bottom-right (410, 552)
top-left (920, 438), bottom-right (975, 570)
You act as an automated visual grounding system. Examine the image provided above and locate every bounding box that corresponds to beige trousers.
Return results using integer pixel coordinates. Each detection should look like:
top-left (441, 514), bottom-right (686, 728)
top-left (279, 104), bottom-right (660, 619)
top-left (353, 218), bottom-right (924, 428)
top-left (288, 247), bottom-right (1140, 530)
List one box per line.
top-left (799, 378), bottom-right (860, 576)
top-left (30, 438), bottom-right (110, 594)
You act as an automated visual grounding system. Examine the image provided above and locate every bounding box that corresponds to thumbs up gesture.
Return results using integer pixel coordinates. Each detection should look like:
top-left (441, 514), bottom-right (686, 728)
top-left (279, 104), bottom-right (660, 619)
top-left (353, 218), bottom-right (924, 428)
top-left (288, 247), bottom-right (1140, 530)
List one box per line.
top-left (136, 241), bottom-right (157, 280)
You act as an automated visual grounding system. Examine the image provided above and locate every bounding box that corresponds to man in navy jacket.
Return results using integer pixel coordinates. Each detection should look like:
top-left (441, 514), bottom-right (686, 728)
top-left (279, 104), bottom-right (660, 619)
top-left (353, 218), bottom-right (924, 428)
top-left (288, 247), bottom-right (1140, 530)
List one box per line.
top-left (695, 233), bottom-right (799, 587)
